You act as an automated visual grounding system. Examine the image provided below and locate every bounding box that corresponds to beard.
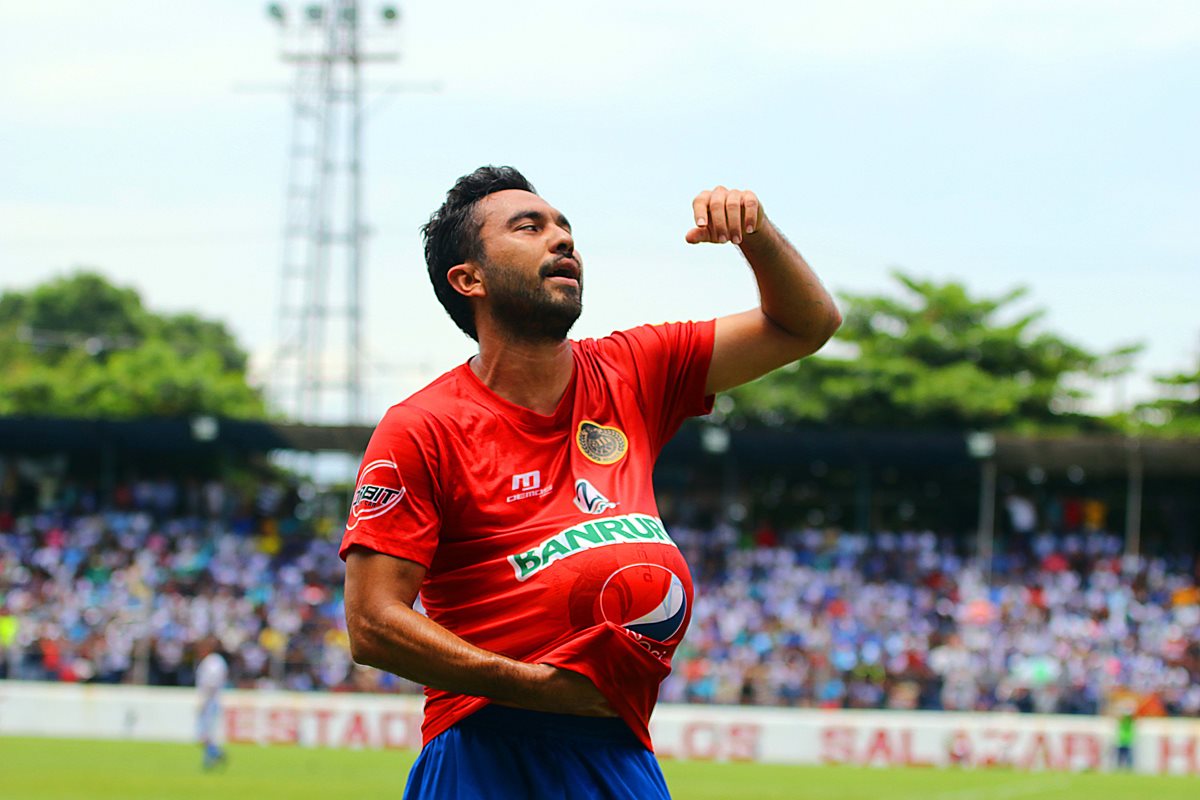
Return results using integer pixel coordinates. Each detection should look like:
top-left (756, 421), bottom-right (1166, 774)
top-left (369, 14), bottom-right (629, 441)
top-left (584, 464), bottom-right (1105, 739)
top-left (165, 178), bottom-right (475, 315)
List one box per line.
top-left (483, 255), bottom-right (583, 343)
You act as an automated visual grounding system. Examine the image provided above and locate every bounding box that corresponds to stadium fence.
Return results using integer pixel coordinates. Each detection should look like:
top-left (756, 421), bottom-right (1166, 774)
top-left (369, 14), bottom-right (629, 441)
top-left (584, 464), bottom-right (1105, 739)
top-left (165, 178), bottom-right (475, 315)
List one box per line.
top-left (3, 680), bottom-right (1198, 775)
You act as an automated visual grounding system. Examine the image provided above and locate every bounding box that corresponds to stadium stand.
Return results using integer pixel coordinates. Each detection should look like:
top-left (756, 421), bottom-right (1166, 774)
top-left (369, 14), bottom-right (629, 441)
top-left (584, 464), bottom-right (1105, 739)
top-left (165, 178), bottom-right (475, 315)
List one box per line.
top-left (663, 524), bottom-right (1200, 716)
top-left (2, 469), bottom-right (1197, 718)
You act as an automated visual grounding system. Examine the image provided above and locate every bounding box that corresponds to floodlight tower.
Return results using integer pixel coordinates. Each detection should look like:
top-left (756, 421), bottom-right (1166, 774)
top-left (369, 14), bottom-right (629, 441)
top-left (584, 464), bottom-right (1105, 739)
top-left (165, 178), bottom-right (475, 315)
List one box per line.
top-left (266, 1), bottom-right (400, 423)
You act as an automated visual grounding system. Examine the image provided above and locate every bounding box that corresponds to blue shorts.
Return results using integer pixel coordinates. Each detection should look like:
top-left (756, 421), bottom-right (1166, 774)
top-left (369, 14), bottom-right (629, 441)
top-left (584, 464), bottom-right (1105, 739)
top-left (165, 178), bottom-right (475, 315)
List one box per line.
top-left (403, 705), bottom-right (671, 799)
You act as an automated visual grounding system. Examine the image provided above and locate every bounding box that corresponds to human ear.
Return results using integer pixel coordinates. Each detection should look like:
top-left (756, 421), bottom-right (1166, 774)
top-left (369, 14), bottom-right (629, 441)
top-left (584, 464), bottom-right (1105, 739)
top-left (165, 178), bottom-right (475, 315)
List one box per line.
top-left (446, 263), bottom-right (486, 298)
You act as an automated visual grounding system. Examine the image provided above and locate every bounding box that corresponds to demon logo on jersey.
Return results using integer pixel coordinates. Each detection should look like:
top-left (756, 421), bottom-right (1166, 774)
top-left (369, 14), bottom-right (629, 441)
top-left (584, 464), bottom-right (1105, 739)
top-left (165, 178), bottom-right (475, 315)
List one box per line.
top-left (576, 420), bottom-right (628, 465)
top-left (347, 459), bottom-right (406, 530)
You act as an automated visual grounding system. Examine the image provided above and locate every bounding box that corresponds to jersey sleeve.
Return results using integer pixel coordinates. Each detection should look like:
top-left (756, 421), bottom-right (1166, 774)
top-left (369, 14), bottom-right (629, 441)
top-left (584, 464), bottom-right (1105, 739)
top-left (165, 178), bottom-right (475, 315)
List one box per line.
top-left (600, 319), bottom-right (716, 453)
top-left (338, 405), bottom-right (443, 567)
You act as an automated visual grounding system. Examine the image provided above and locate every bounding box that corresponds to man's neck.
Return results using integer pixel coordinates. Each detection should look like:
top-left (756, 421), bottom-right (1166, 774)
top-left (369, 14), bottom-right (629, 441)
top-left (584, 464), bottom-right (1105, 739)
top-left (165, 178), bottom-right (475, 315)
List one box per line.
top-left (470, 331), bottom-right (574, 416)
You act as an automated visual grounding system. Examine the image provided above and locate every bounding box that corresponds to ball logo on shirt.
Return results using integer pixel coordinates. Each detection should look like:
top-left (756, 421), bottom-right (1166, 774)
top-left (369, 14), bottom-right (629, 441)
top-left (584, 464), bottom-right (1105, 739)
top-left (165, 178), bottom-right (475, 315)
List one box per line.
top-left (598, 563), bottom-right (688, 643)
top-left (576, 420), bottom-right (628, 465)
top-left (347, 459), bottom-right (407, 531)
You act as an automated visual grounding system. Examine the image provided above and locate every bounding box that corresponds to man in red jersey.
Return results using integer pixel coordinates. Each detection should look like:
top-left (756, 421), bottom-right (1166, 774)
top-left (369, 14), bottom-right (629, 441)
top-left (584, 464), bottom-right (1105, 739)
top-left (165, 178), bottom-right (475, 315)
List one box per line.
top-left (341, 166), bottom-right (840, 798)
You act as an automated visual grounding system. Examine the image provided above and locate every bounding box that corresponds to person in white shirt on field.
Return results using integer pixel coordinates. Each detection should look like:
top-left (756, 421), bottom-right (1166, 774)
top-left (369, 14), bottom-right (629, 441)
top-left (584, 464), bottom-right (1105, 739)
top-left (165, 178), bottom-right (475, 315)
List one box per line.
top-left (195, 636), bottom-right (229, 770)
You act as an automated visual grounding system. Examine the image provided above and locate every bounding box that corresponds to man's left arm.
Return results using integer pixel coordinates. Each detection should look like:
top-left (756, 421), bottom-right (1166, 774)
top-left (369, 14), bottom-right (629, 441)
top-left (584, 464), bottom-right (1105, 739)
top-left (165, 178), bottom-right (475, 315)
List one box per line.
top-left (686, 187), bottom-right (842, 394)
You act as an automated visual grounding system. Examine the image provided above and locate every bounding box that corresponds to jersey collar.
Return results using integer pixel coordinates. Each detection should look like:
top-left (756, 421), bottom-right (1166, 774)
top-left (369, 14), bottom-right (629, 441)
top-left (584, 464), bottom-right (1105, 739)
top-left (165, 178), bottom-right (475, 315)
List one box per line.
top-left (456, 348), bottom-right (578, 433)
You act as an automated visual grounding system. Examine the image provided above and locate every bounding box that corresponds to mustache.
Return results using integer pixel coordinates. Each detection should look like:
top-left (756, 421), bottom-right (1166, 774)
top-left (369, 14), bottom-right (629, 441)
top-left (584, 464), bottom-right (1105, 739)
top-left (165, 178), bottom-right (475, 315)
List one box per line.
top-left (539, 254), bottom-right (582, 279)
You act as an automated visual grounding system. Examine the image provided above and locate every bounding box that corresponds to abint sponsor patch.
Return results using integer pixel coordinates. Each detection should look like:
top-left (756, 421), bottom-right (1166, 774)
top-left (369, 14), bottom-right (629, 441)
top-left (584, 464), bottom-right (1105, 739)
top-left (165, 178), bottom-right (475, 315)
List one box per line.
top-left (347, 459), bottom-right (406, 530)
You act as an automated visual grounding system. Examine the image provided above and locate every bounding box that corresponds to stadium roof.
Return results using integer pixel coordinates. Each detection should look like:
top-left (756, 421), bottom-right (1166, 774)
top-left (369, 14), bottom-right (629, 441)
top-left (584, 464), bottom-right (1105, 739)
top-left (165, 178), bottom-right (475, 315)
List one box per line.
top-left (0, 416), bottom-right (368, 455)
top-left (991, 433), bottom-right (1199, 477)
top-left (2, 416), bottom-right (1198, 478)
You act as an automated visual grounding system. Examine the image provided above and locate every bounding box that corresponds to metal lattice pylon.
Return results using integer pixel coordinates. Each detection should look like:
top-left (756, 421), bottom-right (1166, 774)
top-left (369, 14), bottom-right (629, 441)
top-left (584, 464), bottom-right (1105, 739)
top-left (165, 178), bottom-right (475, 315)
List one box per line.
top-left (267, 1), bottom-right (399, 423)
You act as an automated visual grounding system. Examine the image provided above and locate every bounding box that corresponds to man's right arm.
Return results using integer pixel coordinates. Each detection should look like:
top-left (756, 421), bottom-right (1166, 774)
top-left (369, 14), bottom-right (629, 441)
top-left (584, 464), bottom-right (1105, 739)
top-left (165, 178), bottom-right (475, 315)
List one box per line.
top-left (343, 545), bottom-right (615, 717)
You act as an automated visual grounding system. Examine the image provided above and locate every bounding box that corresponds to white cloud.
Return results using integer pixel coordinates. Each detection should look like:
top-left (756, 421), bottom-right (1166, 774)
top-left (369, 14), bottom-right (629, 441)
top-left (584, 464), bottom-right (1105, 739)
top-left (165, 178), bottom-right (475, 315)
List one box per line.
top-left (1, 2), bottom-right (283, 118)
top-left (395, 0), bottom-right (1200, 99)
top-left (698, 0), bottom-right (1200, 62)
top-left (3, 0), bottom-right (1197, 420)
top-left (8, 1), bottom-right (1197, 117)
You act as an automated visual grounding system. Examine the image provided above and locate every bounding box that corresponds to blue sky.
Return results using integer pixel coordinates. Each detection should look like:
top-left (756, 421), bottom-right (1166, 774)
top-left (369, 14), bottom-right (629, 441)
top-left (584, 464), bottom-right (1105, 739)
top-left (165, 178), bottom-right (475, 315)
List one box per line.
top-left (2, 1), bottom-right (1197, 422)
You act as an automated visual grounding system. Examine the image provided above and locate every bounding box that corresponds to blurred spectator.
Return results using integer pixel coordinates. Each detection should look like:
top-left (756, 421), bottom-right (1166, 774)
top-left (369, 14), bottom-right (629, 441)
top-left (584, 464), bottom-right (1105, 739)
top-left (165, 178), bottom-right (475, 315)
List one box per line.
top-left (0, 474), bottom-right (375, 695)
top-left (662, 524), bottom-right (1200, 717)
top-left (1, 475), bottom-right (1197, 720)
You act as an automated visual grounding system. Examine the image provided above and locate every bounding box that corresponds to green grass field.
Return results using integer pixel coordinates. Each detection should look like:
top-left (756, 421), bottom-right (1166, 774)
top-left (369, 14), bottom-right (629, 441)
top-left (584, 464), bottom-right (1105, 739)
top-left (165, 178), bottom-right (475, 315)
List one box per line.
top-left (2, 736), bottom-right (1194, 799)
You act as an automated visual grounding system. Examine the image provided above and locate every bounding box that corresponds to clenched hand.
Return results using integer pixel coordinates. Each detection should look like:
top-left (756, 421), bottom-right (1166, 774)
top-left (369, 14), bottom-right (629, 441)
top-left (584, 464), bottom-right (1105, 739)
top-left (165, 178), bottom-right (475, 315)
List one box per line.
top-left (686, 186), bottom-right (765, 246)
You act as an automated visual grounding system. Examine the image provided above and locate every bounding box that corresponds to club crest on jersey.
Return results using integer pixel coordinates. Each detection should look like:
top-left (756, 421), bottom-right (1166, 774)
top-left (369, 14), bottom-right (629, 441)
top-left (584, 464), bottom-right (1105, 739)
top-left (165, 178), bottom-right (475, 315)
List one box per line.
top-left (347, 459), bottom-right (406, 530)
top-left (576, 420), bottom-right (627, 465)
top-left (574, 478), bottom-right (617, 515)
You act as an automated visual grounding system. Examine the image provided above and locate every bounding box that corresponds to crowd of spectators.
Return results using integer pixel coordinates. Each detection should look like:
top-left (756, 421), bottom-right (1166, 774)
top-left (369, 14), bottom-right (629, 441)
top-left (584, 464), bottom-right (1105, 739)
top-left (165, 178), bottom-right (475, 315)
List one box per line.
top-left (0, 474), bottom-right (398, 694)
top-left (2, 472), bottom-right (1198, 719)
top-left (663, 522), bottom-right (1200, 716)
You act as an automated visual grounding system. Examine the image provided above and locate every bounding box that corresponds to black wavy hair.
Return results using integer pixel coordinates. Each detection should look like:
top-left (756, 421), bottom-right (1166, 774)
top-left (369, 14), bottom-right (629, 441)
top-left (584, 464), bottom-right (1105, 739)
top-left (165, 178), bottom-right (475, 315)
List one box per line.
top-left (421, 166), bottom-right (536, 340)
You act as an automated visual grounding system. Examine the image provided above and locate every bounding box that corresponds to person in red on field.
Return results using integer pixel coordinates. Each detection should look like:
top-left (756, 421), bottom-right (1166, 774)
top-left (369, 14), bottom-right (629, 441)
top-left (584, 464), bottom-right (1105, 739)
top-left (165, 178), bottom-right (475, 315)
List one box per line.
top-left (341, 166), bottom-right (840, 799)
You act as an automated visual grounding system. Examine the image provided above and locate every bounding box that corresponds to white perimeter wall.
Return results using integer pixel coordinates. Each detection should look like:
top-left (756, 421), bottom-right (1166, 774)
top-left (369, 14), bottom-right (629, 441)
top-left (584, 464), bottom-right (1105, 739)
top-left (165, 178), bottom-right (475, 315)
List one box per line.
top-left (3, 680), bottom-right (1200, 776)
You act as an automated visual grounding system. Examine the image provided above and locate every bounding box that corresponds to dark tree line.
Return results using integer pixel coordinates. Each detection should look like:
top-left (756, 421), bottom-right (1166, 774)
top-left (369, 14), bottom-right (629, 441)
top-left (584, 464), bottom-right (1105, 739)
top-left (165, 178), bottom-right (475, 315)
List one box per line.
top-left (2, 268), bottom-right (1194, 433)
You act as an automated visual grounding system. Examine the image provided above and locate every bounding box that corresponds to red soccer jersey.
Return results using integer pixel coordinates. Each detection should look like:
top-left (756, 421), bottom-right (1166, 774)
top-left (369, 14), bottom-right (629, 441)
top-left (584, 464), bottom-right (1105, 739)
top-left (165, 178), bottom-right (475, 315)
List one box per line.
top-left (339, 320), bottom-right (714, 751)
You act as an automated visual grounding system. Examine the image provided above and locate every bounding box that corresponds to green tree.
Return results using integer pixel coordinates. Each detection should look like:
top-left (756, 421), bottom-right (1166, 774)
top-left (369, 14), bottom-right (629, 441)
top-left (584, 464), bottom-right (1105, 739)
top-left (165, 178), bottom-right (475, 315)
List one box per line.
top-left (153, 313), bottom-right (249, 373)
top-left (1136, 362), bottom-right (1200, 434)
top-left (0, 270), bottom-right (266, 419)
top-left (726, 271), bottom-right (1138, 431)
